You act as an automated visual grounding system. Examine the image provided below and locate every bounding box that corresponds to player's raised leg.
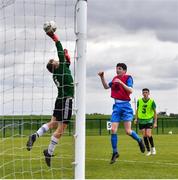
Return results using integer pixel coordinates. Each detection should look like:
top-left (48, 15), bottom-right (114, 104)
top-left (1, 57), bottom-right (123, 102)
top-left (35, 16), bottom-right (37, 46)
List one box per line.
top-left (124, 121), bottom-right (145, 153)
top-left (26, 117), bottom-right (58, 151)
top-left (43, 122), bottom-right (67, 167)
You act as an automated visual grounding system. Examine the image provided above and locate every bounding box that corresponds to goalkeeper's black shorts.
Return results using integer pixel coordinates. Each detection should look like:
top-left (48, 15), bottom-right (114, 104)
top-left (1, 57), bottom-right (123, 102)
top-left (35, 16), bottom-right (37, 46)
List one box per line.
top-left (53, 97), bottom-right (73, 124)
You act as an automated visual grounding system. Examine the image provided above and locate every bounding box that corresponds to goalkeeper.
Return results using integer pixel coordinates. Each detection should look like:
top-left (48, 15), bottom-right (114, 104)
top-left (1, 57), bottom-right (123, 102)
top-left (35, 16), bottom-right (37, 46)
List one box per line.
top-left (26, 31), bottom-right (74, 167)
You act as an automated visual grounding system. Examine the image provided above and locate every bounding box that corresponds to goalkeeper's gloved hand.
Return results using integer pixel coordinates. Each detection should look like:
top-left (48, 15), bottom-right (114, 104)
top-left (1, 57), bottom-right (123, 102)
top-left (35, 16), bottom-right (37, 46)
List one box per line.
top-left (46, 32), bottom-right (59, 42)
top-left (64, 49), bottom-right (71, 64)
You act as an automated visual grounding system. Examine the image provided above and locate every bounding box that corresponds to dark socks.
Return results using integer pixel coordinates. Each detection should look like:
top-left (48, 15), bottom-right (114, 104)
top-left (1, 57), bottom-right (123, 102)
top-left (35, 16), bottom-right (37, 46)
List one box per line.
top-left (144, 136), bottom-right (150, 151)
top-left (148, 136), bottom-right (154, 147)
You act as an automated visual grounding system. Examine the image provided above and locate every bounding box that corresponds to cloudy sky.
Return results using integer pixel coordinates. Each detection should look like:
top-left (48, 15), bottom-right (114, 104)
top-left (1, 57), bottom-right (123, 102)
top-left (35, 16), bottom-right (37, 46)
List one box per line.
top-left (0, 0), bottom-right (178, 115)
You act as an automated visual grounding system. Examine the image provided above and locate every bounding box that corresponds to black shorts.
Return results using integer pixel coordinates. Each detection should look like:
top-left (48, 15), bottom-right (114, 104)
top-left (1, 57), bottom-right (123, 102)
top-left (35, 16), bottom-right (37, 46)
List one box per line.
top-left (53, 97), bottom-right (73, 124)
top-left (139, 123), bottom-right (153, 130)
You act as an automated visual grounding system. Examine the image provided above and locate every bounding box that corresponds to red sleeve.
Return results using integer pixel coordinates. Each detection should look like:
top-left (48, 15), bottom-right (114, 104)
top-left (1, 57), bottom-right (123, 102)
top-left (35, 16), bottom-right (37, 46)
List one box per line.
top-left (64, 49), bottom-right (71, 63)
top-left (46, 32), bottom-right (59, 42)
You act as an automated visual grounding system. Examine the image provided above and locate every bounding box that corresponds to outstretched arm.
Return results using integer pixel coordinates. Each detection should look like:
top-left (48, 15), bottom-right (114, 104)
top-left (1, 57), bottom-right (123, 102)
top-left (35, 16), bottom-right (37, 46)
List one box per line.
top-left (46, 32), bottom-right (65, 63)
top-left (98, 72), bottom-right (110, 89)
top-left (46, 32), bottom-right (59, 42)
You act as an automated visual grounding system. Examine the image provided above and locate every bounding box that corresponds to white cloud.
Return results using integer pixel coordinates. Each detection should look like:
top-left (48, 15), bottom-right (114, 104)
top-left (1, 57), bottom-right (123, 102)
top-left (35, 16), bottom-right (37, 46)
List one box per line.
top-left (86, 28), bottom-right (178, 114)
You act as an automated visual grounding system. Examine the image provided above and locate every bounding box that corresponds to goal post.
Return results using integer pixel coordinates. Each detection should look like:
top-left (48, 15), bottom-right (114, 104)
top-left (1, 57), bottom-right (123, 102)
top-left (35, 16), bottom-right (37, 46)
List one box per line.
top-left (0, 0), bottom-right (87, 178)
top-left (74, 0), bottom-right (87, 179)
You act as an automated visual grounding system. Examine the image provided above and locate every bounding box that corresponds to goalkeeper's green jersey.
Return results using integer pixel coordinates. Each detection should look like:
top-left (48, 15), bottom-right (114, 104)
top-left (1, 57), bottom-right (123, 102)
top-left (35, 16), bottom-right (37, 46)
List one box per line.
top-left (53, 41), bottom-right (74, 99)
top-left (137, 98), bottom-right (156, 124)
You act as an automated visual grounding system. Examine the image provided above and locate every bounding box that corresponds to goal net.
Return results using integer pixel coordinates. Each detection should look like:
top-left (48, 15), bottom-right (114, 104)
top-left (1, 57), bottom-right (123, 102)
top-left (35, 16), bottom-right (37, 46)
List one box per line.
top-left (0, 0), bottom-right (77, 178)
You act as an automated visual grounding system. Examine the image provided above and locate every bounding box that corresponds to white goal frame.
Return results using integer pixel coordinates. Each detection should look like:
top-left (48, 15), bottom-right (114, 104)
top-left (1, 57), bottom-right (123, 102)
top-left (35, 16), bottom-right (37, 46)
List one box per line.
top-left (74, 0), bottom-right (87, 179)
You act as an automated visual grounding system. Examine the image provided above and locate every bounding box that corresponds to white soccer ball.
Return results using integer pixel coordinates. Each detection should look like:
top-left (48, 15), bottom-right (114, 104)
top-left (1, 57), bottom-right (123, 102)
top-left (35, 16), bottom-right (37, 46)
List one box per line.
top-left (43, 21), bottom-right (57, 33)
top-left (168, 131), bottom-right (173, 134)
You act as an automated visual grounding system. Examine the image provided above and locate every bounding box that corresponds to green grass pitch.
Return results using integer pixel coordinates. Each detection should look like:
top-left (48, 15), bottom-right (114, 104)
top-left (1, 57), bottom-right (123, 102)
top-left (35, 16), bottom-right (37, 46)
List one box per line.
top-left (0, 134), bottom-right (178, 179)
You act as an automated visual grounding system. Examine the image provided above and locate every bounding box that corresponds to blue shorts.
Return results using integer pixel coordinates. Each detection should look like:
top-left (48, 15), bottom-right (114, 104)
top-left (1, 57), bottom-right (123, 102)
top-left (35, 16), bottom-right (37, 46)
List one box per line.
top-left (111, 102), bottom-right (133, 123)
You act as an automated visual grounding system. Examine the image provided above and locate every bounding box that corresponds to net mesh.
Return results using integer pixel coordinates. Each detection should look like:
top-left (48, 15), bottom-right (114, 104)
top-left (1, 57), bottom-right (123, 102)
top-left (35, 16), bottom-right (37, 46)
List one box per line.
top-left (0, 0), bottom-right (76, 178)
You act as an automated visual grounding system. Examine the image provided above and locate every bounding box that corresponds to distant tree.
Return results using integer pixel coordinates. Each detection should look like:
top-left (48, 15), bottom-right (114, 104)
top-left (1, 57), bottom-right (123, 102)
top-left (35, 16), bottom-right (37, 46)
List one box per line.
top-left (169, 113), bottom-right (178, 117)
top-left (158, 111), bottom-right (167, 116)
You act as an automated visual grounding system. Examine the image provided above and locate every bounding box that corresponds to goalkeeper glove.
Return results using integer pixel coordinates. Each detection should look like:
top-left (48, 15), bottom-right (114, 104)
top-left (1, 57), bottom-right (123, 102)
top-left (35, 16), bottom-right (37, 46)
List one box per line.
top-left (46, 32), bottom-right (59, 42)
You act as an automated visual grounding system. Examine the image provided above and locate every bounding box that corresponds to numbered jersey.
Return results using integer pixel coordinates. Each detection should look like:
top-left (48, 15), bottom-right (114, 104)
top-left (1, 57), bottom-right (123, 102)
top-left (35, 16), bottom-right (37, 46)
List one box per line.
top-left (137, 98), bottom-right (156, 122)
top-left (53, 66), bottom-right (74, 98)
top-left (53, 41), bottom-right (74, 99)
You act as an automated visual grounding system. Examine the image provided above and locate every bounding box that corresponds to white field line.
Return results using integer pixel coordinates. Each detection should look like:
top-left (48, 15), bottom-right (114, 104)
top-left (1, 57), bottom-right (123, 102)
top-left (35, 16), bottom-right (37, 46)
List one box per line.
top-left (1, 153), bottom-right (178, 167)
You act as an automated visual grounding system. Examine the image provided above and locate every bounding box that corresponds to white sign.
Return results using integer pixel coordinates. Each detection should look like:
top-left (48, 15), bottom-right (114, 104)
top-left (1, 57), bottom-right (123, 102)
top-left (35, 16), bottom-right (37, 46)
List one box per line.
top-left (106, 121), bottom-right (112, 130)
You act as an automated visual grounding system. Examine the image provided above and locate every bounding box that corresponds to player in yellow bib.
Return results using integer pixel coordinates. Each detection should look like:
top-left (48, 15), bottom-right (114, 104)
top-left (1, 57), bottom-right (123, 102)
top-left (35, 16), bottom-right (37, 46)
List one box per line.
top-left (134, 88), bottom-right (157, 156)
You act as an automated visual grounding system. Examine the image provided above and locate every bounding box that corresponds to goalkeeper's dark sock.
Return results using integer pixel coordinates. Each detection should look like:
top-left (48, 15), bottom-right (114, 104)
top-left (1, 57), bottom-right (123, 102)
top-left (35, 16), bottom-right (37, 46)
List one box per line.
top-left (144, 136), bottom-right (150, 151)
top-left (111, 134), bottom-right (118, 153)
top-left (148, 136), bottom-right (154, 147)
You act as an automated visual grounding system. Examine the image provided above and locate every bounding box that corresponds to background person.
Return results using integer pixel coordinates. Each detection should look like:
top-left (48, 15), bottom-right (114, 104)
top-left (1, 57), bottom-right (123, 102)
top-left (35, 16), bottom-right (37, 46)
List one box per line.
top-left (134, 88), bottom-right (157, 156)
